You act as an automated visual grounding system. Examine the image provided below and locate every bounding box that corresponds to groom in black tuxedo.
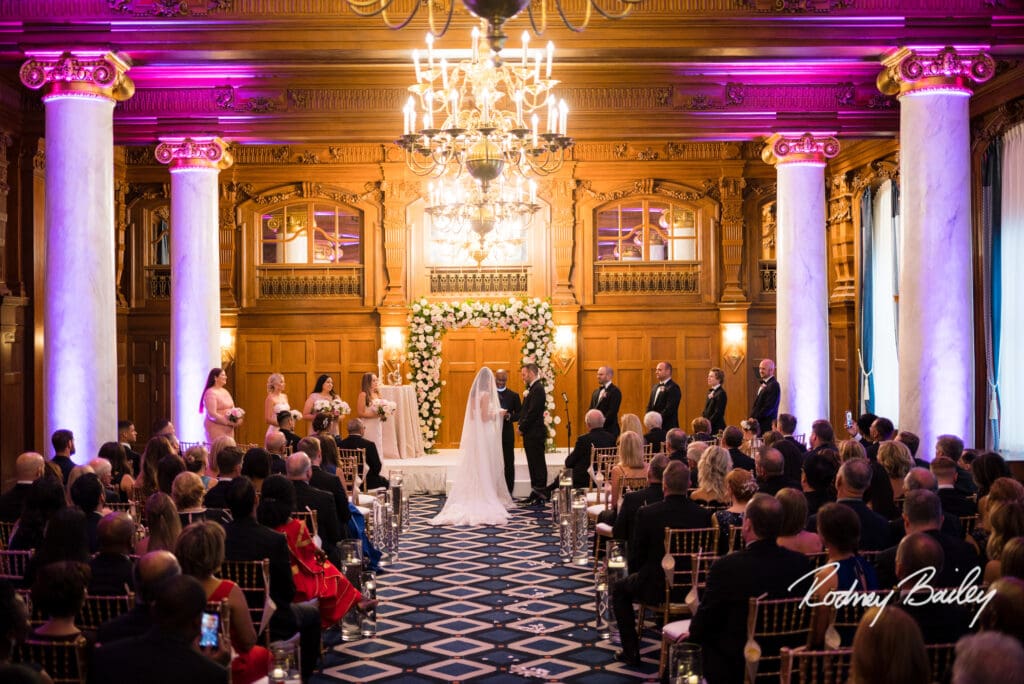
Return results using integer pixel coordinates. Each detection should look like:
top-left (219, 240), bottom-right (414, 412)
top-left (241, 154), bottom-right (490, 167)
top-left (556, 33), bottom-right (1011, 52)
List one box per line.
top-left (750, 358), bottom-right (780, 434)
top-left (646, 361), bottom-right (681, 431)
top-left (518, 363), bottom-right (549, 506)
top-left (589, 366), bottom-right (622, 437)
top-left (495, 369), bottom-right (522, 496)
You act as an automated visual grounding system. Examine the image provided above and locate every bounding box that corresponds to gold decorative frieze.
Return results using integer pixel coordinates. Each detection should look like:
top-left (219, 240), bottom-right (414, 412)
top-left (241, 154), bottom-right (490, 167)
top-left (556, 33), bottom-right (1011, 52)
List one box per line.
top-left (674, 82), bottom-right (858, 112)
top-left (761, 132), bottom-right (840, 166)
top-left (155, 136), bottom-right (233, 170)
top-left (562, 87), bottom-right (673, 111)
top-left (594, 263), bottom-right (701, 295)
top-left (257, 270), bottom-right (363, 298)
top-left (428, 268), bottom-right (529, 295)
top-left (20, 50), bottom-right (134, 101)
top-left (878, 46), bottom-right (995, 96)
top-left (573, 141), bottom-right (751, 162)
top-left (580, 178), bottom-right (718, 203)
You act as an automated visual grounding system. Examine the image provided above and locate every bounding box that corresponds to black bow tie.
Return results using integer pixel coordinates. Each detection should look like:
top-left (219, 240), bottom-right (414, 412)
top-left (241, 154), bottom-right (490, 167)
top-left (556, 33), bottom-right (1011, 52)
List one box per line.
top-left (760, 379), bottom-right (768, 385)
top-left (658, 383), bottom-right (665, 388)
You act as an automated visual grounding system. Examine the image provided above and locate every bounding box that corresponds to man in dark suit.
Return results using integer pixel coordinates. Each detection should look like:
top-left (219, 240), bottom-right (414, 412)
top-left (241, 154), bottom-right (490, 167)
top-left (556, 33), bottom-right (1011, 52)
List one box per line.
top-left (722, 426), bottom-right (755, 471)
top-left (931, 456), bottom-right (977, 516)
top-left (97, 550), bottom-right (181, 645)
top-left (775, 413), bottom-right (807, 454)
top-left (518, 363), bottom-right (548, 505)
top-left (89, 512), bottom-right (136, 595)
top-left (203, 446), bottom-right (245, 510)
top-left (546, 409), bottom-right (615, 492)
top-left (611, 461), bottom-right (712, 665)
top-left (701, 367), bottom-right (727, 435)
top-left (223, 478), bottom-right (321, 682)
top-left (754, 447), bottom-right (799, 496)
top-left (50, 428), bottom-right (75, 484)
top-left (494, 369), bottom-right (522, 496)
top-left (286, 452), bottom-right (344, 565)
top-left (666, 428), bottom-right (688, 464)
top-left (90, 575), bottom-right (229, 684)
top-left (589, 366), bottom-right (622, 438)
top-left (750, 358), bottom-right (780, 434)
top-left (801, 452), bottom-right (838, 515)
top-left (646, 361), bottom-right (681, 431)
top-left (338, 418), bottom-right (388, 490)
top-left (118, 420), bottom-right (141, 477)
top-left (0, 452), bottom-right (44, 521)
top-left (276, 411), bottom-right (302, 454)
top-left (935, 434), bottom-right (979, 497)
top-left (642, 412), bottom-right (666, 453)
top-left (688, 494), bottom-right (813, 684)
top-left (299, 436), bottom-right (351, 528)
top-left (893, 533), bottom-right (972, 644)
top-left (613, 453), bottom-right (668, 542)
top-left (70, 473), bottom-right (105, 552)
top-left (807, 458), bottom-right (891, 551)
top-left (264, 430), bottom-right (289, 475)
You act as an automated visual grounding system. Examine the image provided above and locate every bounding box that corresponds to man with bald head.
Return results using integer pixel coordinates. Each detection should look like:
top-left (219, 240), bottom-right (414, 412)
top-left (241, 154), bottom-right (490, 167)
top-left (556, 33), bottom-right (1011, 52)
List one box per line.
top-left (264, 428), bottom-right (289, 474)
top-left (546, 408), bottom-right (615, 493)
top-left (287, 451), bottom-right (343, 565)
top-left (494, 369), bottom-right (522, 496)
top-left (894, 532), bottom-right (972, 644)
top-left (89, 512), bottom-right (136, 595)
top-left (0, 452), bottom-right (44, 521)
top-left (589, 366), bottom-right (622, 438)
top-left (754, 446), bottom-right (798, 496)
top-left (750, 358), bottom-right (780, 434)
top-left (97, 550), bottom-right (181, 644)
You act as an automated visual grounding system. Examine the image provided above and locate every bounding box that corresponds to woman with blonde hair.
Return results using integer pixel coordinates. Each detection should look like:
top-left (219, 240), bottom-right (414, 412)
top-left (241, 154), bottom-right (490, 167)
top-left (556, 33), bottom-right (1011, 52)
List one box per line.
top-left (607, 431), bottom-right (647, 512)
top-left (135, 492), bottom-right (182, 554)
top-left (690, 445), bottom-right (731, 507)
top-left (208, 435), bottom-right (237, 480)
top-left (837, 438), bottom-right (867, 462)
top-left (264, 372), bottom-right (292, 440)
top-left (172, 471), bottom-right (230, 527)
top-left (617, 414), bottom-right (643, 443)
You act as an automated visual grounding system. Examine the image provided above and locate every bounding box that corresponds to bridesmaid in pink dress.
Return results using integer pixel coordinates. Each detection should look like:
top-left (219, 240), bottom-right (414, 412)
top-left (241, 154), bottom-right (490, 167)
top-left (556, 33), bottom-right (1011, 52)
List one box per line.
top-left (202, 367), bottom-right (241, 445)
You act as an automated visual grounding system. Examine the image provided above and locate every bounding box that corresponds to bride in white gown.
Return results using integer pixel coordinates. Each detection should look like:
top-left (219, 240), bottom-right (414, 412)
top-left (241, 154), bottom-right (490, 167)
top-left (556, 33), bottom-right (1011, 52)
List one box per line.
top-left (431, 367), bottom-right (515, 526)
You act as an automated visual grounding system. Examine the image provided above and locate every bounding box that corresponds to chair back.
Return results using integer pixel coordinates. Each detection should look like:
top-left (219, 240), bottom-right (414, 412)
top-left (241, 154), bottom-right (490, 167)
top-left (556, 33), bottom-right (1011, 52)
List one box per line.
top-left (662, 527), bottom-right (720, 611)
top-left (927, 643), bottom-right (956, 683)
top-left (590, 446), bottom-right (619, 486)
top-left (337, 452), bottom-right (361, 499)
top-left (338, 447), bottom-right (367, 491)
top-left (220, 558), bottom-right (271, 637)
top-left (642, 443), bottom-right (656, 464)
top-left (13, 636), bottom-right (88, 684)
top-left (0, 519), bottom-right (14, 549)
top-left (958, 514), bottom-right (978, 537)
top-left (292, 508), bottom-right (319, 541)
top-left (744, 595), bottom-right (813, 683)
top-left (0, 548), bottom-right (33, 582)
top-left (78, 593), bottom-right (135, 631)
top-left (828, 589), bottom-right (892, 646)
top-left (780, 646), bottom-right (853, 684)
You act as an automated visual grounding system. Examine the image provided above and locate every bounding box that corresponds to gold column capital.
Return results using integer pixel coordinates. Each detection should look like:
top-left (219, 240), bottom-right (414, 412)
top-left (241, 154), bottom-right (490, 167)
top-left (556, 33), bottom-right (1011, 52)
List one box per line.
top-left (155, 137), bottom-right (234, 171)
top-left (761, 132), bottom-right (840, 167)
top-left (877, 45), bottom-right (995, 97)
top-left (20, 50), bottom-right (134, 102)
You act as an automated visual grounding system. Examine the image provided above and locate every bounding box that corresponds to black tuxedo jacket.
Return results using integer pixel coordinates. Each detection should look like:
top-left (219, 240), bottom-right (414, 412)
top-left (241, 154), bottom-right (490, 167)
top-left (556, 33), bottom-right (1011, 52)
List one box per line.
top-left (689, 540), bottom-right (813, 684)
top-left (757, 474), bottom-right (800, 497)
top-left (612, 483), bottom-right (663, 542)
top-left (702, 386), bottom-right (727, 434)
top-left (628, 494), bottom-right (712, 601)
top-left (223, 516), bottom-right (296, 609)
top-left (292, 479), bottom-right (343, 563)
top-left (785, 435), bottom-right (808, 454)
top-left (808, 498), bottom-right (892, 551)
top-left (89, 552), bottom-right (135, 595)
top-left (0, 482), bottom-right (32, 522)
top-left (750, 376), bottom-right (780, 434)
top-left (89, 627), bottom-right (228, 684)
top-left (124, 446), bottom-right (142, 478)
top-left (203, 479), bottom-right (233, 509)
top-left (646, 378), bottom-right (681, 431)
top-left (310, 465), bottom-right (352, 527)
top-left (874, 528), bottom-right (980, 590)
top-left (644, 428), bottom-right (666, 452)
top-left (564, 428), bottom-right (615, 488)
top-left (337, 434), bottom-right (387, 490)
top-left (589, 383), bottom-right (622, 437)
top-left (496, 387), bottom-right (522, 438)
top-left (938, 487), bottom-right (977, 517)
top-left (518, 379), bottom-right (547, 438)
top-left (774, 438), bottom-right (806, 483)
top-left (280, 429), bottom-right (302, 454)
top-left (727, 447), bottom-right (755, 472)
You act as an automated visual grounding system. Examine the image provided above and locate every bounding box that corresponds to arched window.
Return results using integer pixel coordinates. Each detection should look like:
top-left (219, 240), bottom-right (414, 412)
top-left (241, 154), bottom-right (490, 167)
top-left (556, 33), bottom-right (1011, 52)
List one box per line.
top-left (595, 199), bottom-right (698, 262)
top-left (260, 202), bottom-right (363, 265)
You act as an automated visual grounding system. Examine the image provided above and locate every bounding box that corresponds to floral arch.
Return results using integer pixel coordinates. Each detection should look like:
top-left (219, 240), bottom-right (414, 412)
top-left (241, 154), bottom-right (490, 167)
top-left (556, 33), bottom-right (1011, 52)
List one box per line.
top-left (407, 298), bottom-right (557, 451)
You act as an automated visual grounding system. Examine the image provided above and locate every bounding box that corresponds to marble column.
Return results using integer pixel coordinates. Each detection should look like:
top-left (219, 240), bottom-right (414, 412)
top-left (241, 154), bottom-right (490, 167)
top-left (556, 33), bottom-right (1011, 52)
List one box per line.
top-left (155, 137), bottom-right (234, 444)
top-left (878, 46), bottom-right (994, 451)
top-left (20, 51), bottom-right (133, 463)
top-left (762, 133), bottom-right (839, 427)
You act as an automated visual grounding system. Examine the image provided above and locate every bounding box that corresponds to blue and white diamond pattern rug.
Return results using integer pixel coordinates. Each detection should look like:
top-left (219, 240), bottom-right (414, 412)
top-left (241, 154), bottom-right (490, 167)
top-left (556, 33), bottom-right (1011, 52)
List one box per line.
top-left (314, 495), bottom-right (661, 682)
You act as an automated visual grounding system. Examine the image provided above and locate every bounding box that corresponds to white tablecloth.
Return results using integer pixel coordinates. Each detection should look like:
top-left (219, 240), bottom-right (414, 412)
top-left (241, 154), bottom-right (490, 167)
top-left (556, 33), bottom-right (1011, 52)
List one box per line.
top-left (381, 384), bottom-right (425, 459)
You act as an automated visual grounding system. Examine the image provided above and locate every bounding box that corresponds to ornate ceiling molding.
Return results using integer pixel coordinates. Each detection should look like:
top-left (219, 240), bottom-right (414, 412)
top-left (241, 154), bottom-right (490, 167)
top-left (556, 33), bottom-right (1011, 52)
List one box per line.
top-left (573, 141), bottom-right (755, 162)
top-left (579, 177), bottom-right (719, 203)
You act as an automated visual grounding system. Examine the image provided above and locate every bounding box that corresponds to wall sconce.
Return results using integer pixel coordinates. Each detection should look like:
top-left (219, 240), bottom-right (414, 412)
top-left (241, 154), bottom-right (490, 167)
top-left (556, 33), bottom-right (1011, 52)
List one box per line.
top-left (381, 326), bottom-right (407, 385)
top-left (721, 324), bottom-right (746, 375)
top-left (552, 325), bottom-right (576, 375)
top-left (219, 328), bottom-right (237, 367)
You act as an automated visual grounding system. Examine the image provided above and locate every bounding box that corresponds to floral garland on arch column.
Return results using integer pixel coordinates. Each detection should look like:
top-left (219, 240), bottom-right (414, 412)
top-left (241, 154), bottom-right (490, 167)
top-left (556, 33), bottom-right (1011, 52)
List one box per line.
top-left (407, 297), bottom-right (558, 452)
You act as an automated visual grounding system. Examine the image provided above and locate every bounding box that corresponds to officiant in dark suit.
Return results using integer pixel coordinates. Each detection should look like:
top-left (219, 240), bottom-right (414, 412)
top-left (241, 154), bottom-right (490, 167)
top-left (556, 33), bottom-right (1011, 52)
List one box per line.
top-left (750, 358), bottom-right (780, 434)
top-left (518, 363), bottom-right (549, 506)
top-left (702, 367), bottom-right (727, 435)
top-left (646, 361), bottom-right (681, 431)
top-left (589, 366), bottom-right (622, 437)
top-left (495, 369), bottom-right (522, 496)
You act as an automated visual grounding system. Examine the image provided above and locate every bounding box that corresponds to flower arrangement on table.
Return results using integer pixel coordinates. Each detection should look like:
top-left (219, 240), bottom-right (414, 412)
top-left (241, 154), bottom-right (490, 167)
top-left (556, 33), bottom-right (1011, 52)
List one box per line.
top-left (313, 398), bottom-right (351, 421)
top-left (226, 407), bottom-right (246, 424)
top-left (371, 398), bottom-right (398, 422)
top-left (274, 402), bottom-right (302, 422)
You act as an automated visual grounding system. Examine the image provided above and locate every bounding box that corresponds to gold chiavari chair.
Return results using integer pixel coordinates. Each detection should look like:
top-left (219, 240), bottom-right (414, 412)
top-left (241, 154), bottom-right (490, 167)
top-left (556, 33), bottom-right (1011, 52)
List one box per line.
top-left (780, 646), bottom-right (854, 684)
top-left (959, 514), bottom-right (979, 538)
top-left (220, 559), bottom-right (271, 642)
top-left (0, 548), bottom-right (33, 583)
top-left (743, 594), bottom-right (813, 683)
top-left (78, 592), bottom-right (136, 631)
top-left (593, 475), bottom-right (650, 569)
top-left (13, 636), bottom-right (89, 684)
top-left (292, 509), bottom-right (319, 545)
top-left (0, 519), bottom-right (15, 549)
top-left (638, 526), bottom-right (719, 633)
top-left (585, 446), bottom-right (619, 509)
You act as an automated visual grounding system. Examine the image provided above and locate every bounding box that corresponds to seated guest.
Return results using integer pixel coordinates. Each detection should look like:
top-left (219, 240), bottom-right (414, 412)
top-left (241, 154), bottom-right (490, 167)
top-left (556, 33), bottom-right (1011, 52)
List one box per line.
top-left (894, 533), bottom-right (971, 644)
top-left (809, 502), bottom-right (878, 647)
top-left (838, 438), bottom-right (867, 463)
top-left (24, 507), bottom-right (90, 589)
top-left (808, 458), bottom-right (891, 551)
top-left (298, 437), bottom-right (351, 530)
top-left (873, 440), bottom-right (914, 520)
top-left (117, 420), bottom-right (141, 477)
top-left (88, 513), bottom-right (136, 595)
top-left (30, 561), bottom-right (91, 642)
top-left (311, 415), bottom-right (339, 474)
top-left (203, 446), bottom-right (244, 510)
top-left (264, 430), bottom-right (289, 475)
top-left (183, 445), bottom-right (214, 489)
top-left (849, 606), bottom-right (929, 684)
top-left (284, 453), bottom-right (342, 566)
top-left (844, 412), bottom-right (876, 449)
top-left (134, 436), bottom-right (176, 502)
top-left (894, 430), bottom-right (926, 468)
top-left (689, 416), bottom-right (713, 444)
top-left (665, 428), bottom-right (688, 464)
top-left (895, 467), bottom-right (963, 538)
top-left (774, 413), bottom-right (806, 453)
top-left (713, 468), bottom-right (758, 554)
top-left (968, 477), bottom-right (1024, 563)
top-left (90, 574), bottom-right (229, 684)
top-left (96, 550), bottom-right (180, 645)
top-left (685, 441), bottom-right (707, 488)
top-left (612, 453), bottom-right (668, 543)
top-left (875, 489), bottom-right (980, 589)
top-left (776, 488), bottom-right (822, 556)
top-left (337, 419), bottom-right (389, 490)
top-left (70, 473), bottom-right (105, 552)
top-left (740, 418), bottom-right (762, 456)
top-left (611, 461), bottom-right (711, 666)
top-left (176, 521), bottom-right (271, 684)
top-left (868, 417), bottom-right (896, 460)
top-left (0, 452), bottom-right (45, 523)
top-left (807, 419), bottom-right (837, 456)
top-left (618, 414), bottom-right (643, 442)
top-left (8, 478), bottom-right (65, 552)
top-left (88, 456), bottom-right (120, 505)
top-left (801, 451), bottom-right (838, 515)
top-left (936, 433), bottom-right (979, 496)
top-left (240, 448), bottom-right (271, 493)
top-left (931, 456), bottom-right (977, 516)
top-left (257, 476), bottom-right (375, 629)
top-left (64, 465), bottom-right (94, 507)
top-left (977, 577), bottom-right (1024, 646)
top-left (172, 472), bottom-right (230, 528)
top-left (973, 451), bottom-right (1012, 498)
top-left (754, 446), bottom-right (799, 496)
top-left (765, 428), bottom-right (805, 484)
top-left (642, 411), bottom-right (665, 453)
top-left (606, 432), bottom-right (647, 515)
top-left (1002, 537), bottom-right (1024, 580)
top-left (135, 492), bottom-right (181, 554)
top-left (276, 410), bottom-right (302, 454)
top-left (546, 409), bottom-right (615, 493)
top-left (953, 632), bottom-right (1024, 684)
top-left (690, 445), bottom-right (731, 508)
top-left (688, 493), bottom-right (812, 682)
top-left (984, 502), bottom-right (1024, 584)
top-left (0, 579), bottom-right (36, 672)
top-left (721, 426), bottom-right (754, 471)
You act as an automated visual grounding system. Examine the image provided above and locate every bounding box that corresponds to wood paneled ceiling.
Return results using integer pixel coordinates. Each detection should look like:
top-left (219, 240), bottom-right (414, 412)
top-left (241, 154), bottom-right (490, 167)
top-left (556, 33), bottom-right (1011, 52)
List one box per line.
top-left (1, 1), bottom-right (1023, 145)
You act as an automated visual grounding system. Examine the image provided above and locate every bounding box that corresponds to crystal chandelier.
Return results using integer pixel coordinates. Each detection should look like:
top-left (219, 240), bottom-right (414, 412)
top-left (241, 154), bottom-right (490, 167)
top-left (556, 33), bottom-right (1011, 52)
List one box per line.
top-left (397, 26), bottom-right (572, 183)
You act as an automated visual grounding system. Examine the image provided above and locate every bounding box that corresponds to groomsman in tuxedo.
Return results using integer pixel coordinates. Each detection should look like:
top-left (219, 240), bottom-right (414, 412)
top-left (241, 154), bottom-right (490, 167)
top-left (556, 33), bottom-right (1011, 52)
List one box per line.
top-left (702, 367), bottom-right (727, 435)
top-left (750, 358), bottom-right (780, 434)
top-left (589, 366), bottom-right (622, 437)
top-left (495, 369), bottom-right (522, 496)
top-left (646, 361), bottom-right (681, 431)
top-left (518, 363), bottom-right (549, 505)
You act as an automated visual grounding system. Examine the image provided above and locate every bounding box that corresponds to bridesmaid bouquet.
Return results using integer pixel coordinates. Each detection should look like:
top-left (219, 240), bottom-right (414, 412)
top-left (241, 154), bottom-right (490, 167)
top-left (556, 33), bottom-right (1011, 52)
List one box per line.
top-left (313, 398), bottom-right (351, 420)
top-left (226, 407), bottom-right (246, 424)
top-left (371, 398), bottom-right (398, 422)
top-left (274, 402), bottom-right (302, 422)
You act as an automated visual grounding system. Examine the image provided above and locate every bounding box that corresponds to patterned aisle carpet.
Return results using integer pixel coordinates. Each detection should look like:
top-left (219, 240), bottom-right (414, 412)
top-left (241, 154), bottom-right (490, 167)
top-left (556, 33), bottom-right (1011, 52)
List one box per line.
top-left (314, 495), bottom-right (662, 683)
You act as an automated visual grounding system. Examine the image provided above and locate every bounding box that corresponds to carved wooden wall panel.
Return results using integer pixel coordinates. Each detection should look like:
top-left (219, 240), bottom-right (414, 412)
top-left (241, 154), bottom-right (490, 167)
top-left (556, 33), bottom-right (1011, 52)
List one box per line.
top-left (126, 335), bottom-right (170, 444)
top-left (829, 304), bottom-right (856, 431)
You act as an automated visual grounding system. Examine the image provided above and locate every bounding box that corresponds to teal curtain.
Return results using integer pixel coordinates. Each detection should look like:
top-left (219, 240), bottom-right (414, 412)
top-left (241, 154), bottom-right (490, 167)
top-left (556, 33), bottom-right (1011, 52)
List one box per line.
top-left (858, 187), bottom-right (875, 414)
top-left (983, 138), bottom-right (1002, 448)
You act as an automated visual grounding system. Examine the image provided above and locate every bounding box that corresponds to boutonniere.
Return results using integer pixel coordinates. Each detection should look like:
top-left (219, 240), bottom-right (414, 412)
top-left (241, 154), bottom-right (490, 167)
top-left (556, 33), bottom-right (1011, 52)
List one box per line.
top-left (523, 387), bottom-right (529, 397)
top-left (707, 390), bottom-right (715, 399)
